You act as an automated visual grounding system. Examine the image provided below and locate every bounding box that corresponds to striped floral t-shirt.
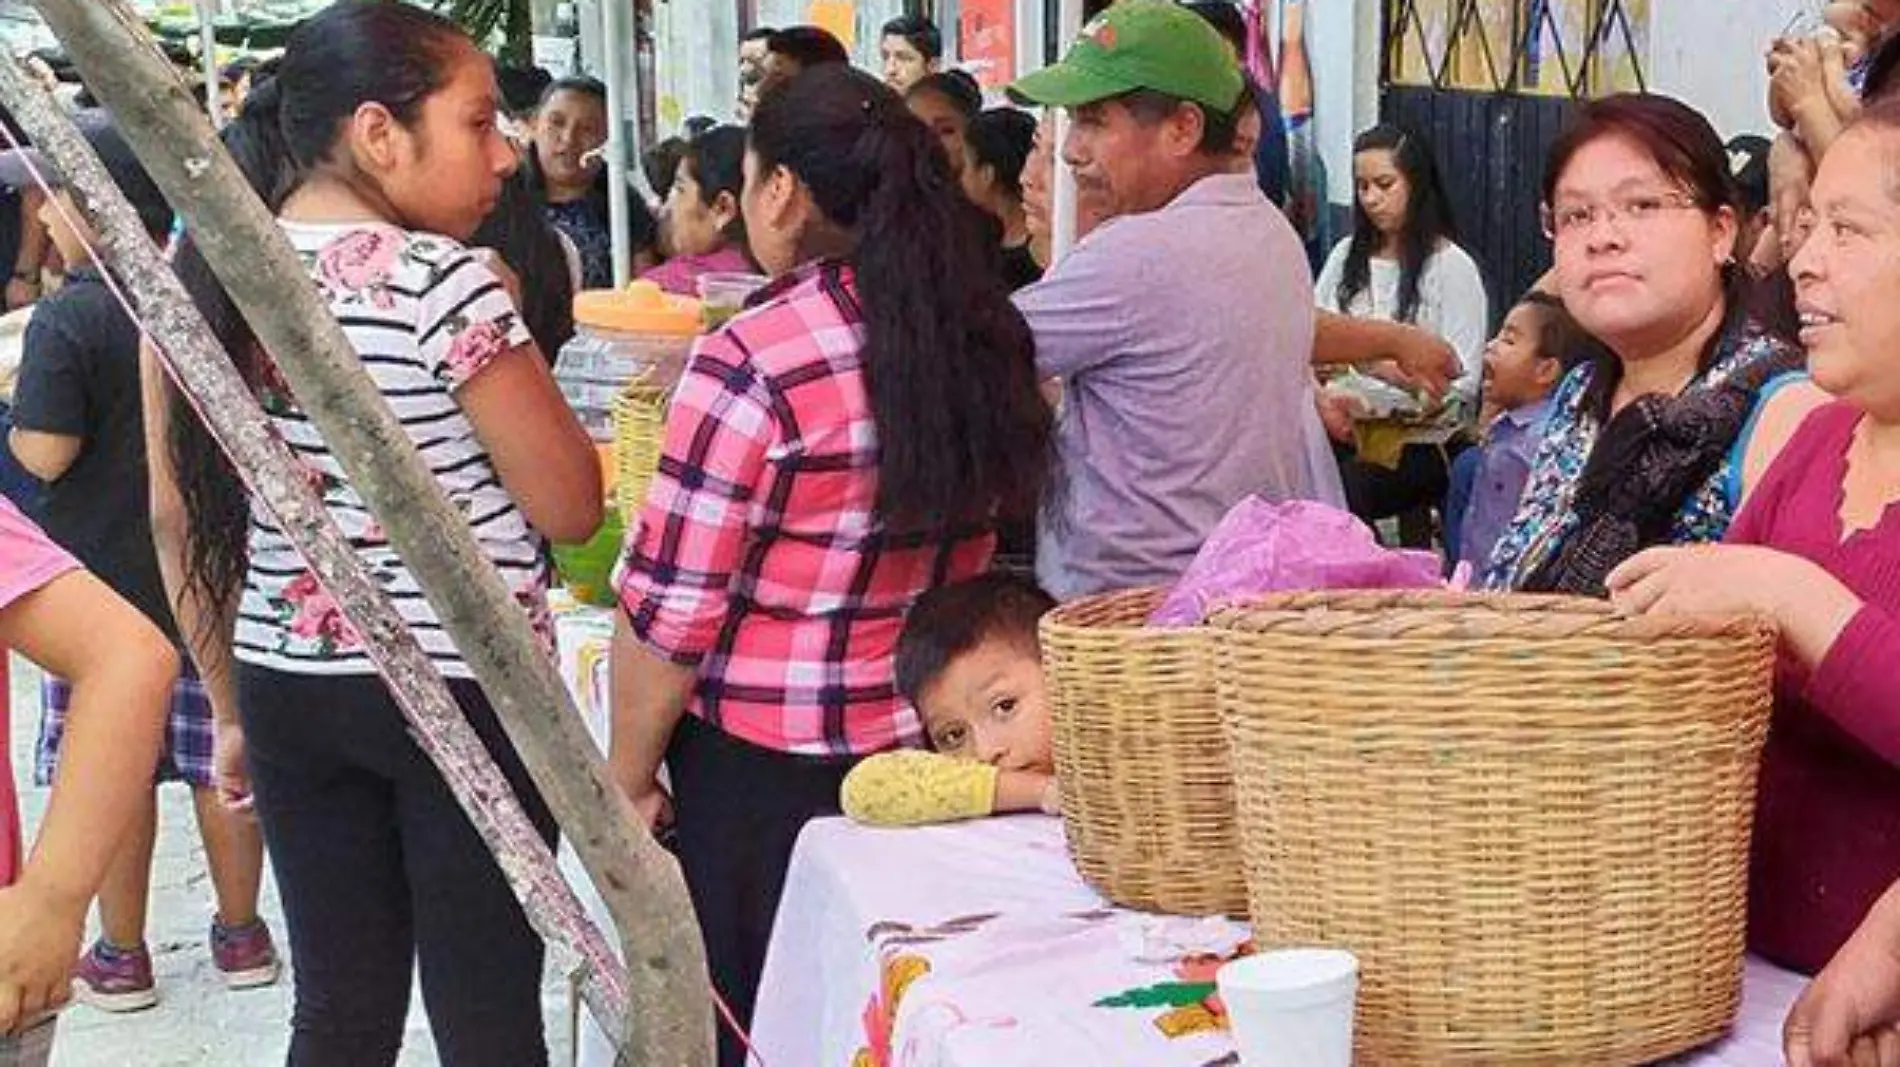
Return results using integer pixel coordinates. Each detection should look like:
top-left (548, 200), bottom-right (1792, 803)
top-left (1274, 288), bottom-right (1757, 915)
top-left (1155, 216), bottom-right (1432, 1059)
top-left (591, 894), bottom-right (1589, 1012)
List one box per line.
top-left (234, 221), bottom-right (550, 678)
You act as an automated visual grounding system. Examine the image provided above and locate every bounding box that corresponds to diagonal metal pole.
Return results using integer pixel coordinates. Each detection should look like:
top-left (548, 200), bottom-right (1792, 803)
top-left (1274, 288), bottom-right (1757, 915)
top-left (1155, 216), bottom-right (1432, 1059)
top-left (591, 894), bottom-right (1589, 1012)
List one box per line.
top-left (5, 7), bottom-right (712, 1065)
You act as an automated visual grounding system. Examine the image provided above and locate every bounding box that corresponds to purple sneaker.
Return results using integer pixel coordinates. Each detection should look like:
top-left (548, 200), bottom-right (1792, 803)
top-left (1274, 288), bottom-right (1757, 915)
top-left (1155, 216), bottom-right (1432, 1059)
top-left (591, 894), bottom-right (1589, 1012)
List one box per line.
top-left (211, 917), bottom-right (281, 990)
top-left (72, 939), bottom-right (157, 1013)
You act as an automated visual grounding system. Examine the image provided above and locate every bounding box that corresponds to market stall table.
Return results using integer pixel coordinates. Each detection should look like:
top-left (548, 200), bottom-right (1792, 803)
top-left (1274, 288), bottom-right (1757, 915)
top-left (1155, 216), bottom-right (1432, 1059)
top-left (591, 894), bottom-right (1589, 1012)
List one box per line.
top-left (549, 590), bottom-right (624, 1067)
top-left (753, 815), bottom-right (1807, 1067)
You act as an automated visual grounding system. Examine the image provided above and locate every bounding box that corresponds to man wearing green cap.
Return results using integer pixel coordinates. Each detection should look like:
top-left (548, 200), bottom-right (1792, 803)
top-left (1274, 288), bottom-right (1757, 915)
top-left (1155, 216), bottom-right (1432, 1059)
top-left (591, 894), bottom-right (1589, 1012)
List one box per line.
top-left (1006, 0), bottom-right (1345, 601)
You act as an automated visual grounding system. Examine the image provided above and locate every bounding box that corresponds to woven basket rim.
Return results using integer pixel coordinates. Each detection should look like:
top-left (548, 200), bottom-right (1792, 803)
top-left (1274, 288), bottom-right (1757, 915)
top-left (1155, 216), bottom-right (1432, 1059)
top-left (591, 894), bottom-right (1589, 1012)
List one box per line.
top-left (1041, 587), bottom-right (1170, 627)
top-left (1207, 589), bottom-right (1774, 643)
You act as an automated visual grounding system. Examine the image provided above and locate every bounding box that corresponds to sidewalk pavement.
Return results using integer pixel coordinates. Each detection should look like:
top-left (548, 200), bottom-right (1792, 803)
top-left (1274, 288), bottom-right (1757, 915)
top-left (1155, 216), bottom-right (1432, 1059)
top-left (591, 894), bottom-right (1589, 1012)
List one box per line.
top-left (8, 655), bottom-right (577, 1067)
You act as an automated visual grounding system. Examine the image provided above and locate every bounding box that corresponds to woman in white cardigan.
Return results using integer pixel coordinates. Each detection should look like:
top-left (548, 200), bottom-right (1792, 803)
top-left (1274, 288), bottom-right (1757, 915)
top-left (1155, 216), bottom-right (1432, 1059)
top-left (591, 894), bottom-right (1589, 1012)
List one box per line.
top-left (1316, 123), bottom-right (1489, 536)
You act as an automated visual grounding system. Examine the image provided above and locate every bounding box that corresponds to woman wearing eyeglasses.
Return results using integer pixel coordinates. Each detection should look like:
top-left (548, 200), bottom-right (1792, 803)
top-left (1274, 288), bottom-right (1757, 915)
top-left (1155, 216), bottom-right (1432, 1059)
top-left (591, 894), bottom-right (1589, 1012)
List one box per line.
top-left (1484, 94), bottom-right (1810, 595)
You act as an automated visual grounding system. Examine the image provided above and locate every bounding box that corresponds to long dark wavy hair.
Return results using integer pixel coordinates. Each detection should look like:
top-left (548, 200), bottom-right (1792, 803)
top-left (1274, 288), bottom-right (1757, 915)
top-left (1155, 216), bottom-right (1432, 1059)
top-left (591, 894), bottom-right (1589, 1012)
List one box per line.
top-left (470, 168), bottom-right (576, 359)
top-left (167, 1), bottom-right (472, 621)
top-left (1337, 123), bottom-right (1457, 324)
top-left (747, 66), bottom-right (1053, 531)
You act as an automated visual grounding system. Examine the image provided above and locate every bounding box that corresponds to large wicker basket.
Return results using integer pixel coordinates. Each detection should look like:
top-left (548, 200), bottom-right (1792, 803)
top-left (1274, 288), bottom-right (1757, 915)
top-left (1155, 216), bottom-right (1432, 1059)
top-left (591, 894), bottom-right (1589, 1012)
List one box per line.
top-left (612, 375), bottom-right (673, 529)
top-left (1208, 590), bottom-right (1776, 1066)
top-left (1039, 588), bottom-right (1247, 917)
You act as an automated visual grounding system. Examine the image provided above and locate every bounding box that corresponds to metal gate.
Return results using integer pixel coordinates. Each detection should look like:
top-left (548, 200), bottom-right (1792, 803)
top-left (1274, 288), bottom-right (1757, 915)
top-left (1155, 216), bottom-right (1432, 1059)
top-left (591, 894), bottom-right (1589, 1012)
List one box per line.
top-left (1380, 0), bottom-right (1650, 311)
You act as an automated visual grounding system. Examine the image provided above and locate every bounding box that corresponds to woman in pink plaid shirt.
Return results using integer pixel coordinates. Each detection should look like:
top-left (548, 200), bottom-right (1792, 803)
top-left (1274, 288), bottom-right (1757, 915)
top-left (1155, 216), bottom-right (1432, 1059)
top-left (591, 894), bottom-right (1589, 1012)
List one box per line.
top-left (609, 65), bottom-right (1055, 1065)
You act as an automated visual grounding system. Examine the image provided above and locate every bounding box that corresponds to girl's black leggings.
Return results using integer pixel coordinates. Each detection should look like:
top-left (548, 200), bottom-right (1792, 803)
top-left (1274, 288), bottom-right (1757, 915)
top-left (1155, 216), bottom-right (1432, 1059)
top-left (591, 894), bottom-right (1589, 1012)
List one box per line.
top-left (237, 665), bottom-right (557, 1067)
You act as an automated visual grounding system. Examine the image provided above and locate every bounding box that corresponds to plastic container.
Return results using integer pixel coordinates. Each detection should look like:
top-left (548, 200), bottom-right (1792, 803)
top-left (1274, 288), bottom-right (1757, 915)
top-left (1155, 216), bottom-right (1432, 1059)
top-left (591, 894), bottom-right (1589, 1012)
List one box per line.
top-left (555, 281), bottom-right (702, 440)
top-left (551, 510), bottom-right (625, 608)
top-left (696, 272), bottom-right (769, 331)
top-left (551, 444), bottom-right (625, 607)
top-left (1217, 950), bottom-right (1359, 1067)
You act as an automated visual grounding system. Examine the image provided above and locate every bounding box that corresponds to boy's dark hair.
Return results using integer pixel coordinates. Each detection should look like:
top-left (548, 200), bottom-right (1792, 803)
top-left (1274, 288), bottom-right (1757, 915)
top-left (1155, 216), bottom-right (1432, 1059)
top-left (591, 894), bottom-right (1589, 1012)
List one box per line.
top-left (743, 26), bottom-right (778, 44)
top-left (881, 15), bottom-right (944, 61)
top-left (895, 575), bottom-right (1057, 704)
top-left (1518, 291), bottom-right (1589, 373)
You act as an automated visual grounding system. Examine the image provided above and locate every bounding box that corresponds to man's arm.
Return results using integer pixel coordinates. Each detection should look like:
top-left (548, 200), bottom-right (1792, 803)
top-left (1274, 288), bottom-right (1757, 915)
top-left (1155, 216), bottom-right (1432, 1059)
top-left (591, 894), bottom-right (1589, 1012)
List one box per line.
top-left (1013, 237), bottom-right (1133, 383)
top-left (1312, 311), bottom-right (1459, 399)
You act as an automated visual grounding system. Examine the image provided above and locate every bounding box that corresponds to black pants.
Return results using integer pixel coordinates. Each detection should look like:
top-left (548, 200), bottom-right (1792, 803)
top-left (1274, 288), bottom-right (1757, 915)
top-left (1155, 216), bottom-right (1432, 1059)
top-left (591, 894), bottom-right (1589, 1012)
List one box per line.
top-left (668, 713), bottom-right (856, 1067)
top-left (237, 666), bottom-right (557, 1067)
top-left (1337, 440), bottom-right (1473, 551)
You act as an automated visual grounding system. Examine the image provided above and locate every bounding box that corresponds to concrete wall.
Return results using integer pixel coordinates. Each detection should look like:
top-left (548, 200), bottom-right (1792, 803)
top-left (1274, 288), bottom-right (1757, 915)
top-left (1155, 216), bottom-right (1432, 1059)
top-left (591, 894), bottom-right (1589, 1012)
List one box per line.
top-left (1647, 0), bottom-right (1804, 141)
top-left (1305, 0), bottom-right (1383, 206)
top-left (1305, 0), bottom-right (1807, 208)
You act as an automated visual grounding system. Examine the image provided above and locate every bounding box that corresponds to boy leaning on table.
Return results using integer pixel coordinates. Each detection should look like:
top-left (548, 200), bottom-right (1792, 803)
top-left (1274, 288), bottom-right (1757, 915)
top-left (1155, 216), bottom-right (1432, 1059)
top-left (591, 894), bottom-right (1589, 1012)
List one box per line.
top-left (0, 494), bottom-right (174, 1064)
top-left (841, 575), bottom-right (1063, 826)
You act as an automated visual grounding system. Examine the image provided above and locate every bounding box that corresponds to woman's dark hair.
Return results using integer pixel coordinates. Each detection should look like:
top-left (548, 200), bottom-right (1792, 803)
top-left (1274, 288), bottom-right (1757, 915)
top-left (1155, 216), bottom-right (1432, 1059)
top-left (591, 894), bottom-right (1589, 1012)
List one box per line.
top-left (471, 169), bottom-right (577, 359)
top-left (964, 108), bottom-right (1038, 203)
top-left (167, 0), bottom-right (473, 621)
top-left (1185, 1), bottom-right (1248, 55)
top-left (1540, 93), bottom-right (1780, 417)
top-left (495, 62), bottom-right (553, 118)
top-left (525, 75), bottom-right (661, 257)
top-left (1726, 133), bottom-right (1772, 216)
top-left (1337, 123), bottom-right (1457, 324)
top-left (1865, 27), bottom-right (1900, 103)
top-left (748, 65), bottom-right (1053, 531)
top-left (680, 125), bottom-right (751, 256)
top-left (906, 70), bottom-right (984, 120)
top-left (642, 136), bottom-right (689, 197)
top-left (767, 26), bottom-right (851, 69)
top-left (894, 574), bottom-right (1054, 707)
top-left (880, 15), bottom-right (945, 61)
top-left (273, 1), bottom-right (468, 172)
top-left (1542, 93), bottom-right (1740, 219)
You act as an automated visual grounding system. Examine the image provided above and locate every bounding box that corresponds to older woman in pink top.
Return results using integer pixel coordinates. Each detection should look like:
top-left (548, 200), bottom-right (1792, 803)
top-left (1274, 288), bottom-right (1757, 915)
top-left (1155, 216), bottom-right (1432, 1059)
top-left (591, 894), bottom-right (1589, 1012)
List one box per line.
top-left (1608, 100), bottom-right (1900, 977)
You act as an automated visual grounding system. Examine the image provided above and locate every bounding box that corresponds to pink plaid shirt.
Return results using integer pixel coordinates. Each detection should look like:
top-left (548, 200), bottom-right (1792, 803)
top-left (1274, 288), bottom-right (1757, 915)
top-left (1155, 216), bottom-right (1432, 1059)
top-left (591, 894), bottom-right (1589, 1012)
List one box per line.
top-left (618, 262), bottom-right (995, 757)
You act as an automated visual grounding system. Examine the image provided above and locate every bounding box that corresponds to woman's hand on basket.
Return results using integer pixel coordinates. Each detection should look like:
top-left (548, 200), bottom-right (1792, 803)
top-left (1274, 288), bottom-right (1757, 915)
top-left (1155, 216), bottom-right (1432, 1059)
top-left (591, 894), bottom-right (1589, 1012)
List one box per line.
top-left (1607, 545), bottom-right (1825, 619)
top-left (1608, 545), bottom-right (1863, 667)
top-left (1785, 882), bottom-right (1900, 1067)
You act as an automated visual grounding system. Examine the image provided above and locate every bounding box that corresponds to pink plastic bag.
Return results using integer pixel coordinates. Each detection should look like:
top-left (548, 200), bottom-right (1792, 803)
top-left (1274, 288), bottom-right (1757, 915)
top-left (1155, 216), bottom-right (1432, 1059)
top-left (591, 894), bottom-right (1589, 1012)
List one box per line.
top-left (1149, 498), bottom-right (1458, 626)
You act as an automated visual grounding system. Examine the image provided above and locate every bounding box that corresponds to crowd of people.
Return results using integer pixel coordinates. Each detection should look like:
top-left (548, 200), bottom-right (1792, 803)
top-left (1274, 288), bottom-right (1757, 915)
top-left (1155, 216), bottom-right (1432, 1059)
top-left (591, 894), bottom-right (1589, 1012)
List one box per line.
top-left (0, 1), bottom-right (1892, 1067)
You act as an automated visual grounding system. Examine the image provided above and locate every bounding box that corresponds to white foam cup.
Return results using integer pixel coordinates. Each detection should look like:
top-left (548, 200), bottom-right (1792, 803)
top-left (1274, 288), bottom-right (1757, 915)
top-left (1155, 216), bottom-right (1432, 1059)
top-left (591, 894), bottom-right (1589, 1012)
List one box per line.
top-left (1216, 948), bottom-right (1359, 1067)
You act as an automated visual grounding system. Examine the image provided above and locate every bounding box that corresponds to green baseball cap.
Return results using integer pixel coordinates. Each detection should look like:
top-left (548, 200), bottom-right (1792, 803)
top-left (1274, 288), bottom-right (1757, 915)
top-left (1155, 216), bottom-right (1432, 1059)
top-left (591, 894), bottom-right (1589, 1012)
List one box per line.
top-left (1006, 0), bottom-right (1245, 113)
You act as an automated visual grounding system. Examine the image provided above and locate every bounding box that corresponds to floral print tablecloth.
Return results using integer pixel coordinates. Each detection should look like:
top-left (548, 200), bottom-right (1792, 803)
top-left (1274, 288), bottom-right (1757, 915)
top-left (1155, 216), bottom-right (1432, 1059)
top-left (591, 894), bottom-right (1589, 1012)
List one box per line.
top-left (752, 816), bottom-right (1805, 1067)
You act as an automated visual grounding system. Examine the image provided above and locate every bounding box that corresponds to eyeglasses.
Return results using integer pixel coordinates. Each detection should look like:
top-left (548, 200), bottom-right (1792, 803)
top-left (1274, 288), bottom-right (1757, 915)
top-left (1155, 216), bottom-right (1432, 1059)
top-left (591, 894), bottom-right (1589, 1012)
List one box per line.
top-left (1540, 190), bottom-right (1704, 240)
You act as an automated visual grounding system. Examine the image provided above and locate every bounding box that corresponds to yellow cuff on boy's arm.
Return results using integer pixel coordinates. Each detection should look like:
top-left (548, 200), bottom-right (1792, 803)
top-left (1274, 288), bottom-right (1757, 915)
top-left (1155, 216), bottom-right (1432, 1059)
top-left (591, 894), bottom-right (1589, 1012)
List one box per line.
top-left (841, 750), bottom-right (1001, 827)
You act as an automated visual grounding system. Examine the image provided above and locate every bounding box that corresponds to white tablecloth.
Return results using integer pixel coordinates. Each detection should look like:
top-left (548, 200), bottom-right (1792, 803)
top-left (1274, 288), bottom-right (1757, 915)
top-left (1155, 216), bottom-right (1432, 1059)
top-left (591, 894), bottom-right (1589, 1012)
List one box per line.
top-left (549, 592), bottom-right (624, 1067)
top-left (753, 815), bottom-right (1808, 1067)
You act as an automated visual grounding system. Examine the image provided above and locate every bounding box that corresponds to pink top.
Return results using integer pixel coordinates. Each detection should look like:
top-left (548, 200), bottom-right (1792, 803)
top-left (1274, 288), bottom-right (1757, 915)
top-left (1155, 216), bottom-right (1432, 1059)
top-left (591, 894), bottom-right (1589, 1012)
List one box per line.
top-left (1725, 401), bottom-right (1900, 974)
top-left (638, 245), bottom-right (755, 298)
top-left (0, 495), bottom-right (82, 886)
top-left (617, 261), bottom-right (993, 757)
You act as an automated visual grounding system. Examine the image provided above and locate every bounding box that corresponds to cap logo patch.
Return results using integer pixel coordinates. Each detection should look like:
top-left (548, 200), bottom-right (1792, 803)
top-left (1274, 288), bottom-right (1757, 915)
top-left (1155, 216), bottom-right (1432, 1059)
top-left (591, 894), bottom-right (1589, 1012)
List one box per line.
top-left (1083, 19), bottom-right (1118, 50)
